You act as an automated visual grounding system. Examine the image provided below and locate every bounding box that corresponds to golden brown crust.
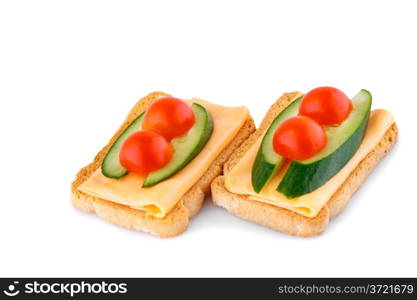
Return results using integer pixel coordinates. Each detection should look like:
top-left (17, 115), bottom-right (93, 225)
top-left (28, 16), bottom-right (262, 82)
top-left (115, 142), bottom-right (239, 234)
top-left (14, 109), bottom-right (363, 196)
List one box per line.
top-left (327, 123), bottom-right (398, 218)
top-left (211, 176), bottom-right (330, 237)
top-left (71, 92), bottom-right (255, 237)
top-left (211, 92), bottom-right (398, 237)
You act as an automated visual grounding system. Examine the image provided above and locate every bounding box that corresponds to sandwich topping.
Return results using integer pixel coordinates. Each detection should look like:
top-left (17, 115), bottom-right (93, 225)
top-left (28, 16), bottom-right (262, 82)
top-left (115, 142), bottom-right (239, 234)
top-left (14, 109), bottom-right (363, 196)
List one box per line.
top-left (119, 130), bottom-right (174, 175)
top-left (226, 88), bottom-right (394, 218)
top-left (118, 97), bottom-right (198, 176)
top-left (272, 115), bottom-right (328, 161)
top-left (101, 96), bottom-right (212, 185)
top-left (142, 96), bottom-right (196, 141)
top-left (78, 98), bottom-right (249, 218)
top-left (299, 86), bottom-right (352, 125)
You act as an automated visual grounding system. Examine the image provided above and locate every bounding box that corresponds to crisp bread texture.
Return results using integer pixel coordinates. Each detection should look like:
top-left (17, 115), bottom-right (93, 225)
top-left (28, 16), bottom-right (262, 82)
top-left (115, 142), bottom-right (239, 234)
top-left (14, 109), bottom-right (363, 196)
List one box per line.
top-left (211, 92), bottom-right (398, 237)
top-left (71, 91), bottom-right (255, 237)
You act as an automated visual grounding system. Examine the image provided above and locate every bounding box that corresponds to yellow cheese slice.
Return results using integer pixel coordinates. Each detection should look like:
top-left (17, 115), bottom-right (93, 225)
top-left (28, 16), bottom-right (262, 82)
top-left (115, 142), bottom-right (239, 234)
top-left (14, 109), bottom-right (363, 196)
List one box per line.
top-left (225, 109), bottom-right (394, 218)
top-left (78, 98), bottom-right (248, 218)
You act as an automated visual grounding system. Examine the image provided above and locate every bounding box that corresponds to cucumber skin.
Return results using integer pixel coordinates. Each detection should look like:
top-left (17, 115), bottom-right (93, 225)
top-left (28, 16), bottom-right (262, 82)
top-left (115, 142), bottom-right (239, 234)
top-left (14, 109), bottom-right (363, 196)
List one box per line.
top-left (277, 112), bottom-right (369, 198)
top-left (142, 103), bottom-right (213, 187)
top-left (252, 150), bottom-right (281, 193)
top-left (251, 96), bottom-right (302, 193)
top-left (101, 112), bottom-right (145, 179)
top-left (186, 104), bottom-right (214, 166)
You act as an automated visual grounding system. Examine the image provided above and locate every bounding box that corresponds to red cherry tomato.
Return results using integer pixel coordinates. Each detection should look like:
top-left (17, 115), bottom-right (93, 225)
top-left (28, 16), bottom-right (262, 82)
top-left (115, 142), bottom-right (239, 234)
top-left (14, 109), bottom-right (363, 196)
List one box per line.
top-left (119, 130), bottom-right (173, 174)
top-left (273, 116), bottom-right (327, 160)
top-left (299, 86), bottom-right (352, 125)
top-left (142, 97), bottom-right (195, 141)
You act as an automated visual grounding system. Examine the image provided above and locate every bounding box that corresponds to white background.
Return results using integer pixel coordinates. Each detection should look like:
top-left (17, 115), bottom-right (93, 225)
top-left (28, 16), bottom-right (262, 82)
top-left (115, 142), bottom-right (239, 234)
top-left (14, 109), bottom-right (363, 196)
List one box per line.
top-left (1, 0), bottom-right (416, 277)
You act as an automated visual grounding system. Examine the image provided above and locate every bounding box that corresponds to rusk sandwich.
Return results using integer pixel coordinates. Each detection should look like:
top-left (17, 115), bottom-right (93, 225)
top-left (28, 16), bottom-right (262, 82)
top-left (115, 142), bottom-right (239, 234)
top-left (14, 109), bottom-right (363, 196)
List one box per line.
top-left (72, 91), bottom-right (255, 237)
top-left (211, 88), bottom-right (398, 237)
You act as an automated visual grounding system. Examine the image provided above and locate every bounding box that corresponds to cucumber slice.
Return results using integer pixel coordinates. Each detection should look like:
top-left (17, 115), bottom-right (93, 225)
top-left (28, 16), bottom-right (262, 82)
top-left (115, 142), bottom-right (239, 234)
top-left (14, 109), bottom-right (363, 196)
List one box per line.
top-left (101, 113), bottom-right (145, 178)
top-left (142, 103), bottom-right (213, 187)
top-left (278, 89), bottom-right (372, 198)
top-left (251, 96), bottom-right (303, 192)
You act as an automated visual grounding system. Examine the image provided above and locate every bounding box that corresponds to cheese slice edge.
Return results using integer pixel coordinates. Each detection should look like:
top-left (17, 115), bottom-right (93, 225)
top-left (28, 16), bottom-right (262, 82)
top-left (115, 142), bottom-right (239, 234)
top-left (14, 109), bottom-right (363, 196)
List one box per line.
top-left (225, 109), bottom-right (394, 218)
top-left (78, 99), bottom-right (249, 218)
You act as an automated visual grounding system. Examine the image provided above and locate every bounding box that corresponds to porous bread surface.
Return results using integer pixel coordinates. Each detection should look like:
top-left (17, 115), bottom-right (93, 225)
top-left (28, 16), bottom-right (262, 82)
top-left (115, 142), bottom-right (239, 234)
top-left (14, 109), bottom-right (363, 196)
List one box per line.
top-left (71, 91), bottom-right (255, 237)
top-left (212, 92), bottom-right (398, 237)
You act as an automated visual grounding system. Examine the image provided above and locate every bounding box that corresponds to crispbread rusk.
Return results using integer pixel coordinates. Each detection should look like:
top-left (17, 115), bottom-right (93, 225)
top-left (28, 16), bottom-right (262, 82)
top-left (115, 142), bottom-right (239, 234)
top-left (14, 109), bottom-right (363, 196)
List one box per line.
top-left (71, 91), bottom-right (255, 237)
top-left (211, 92), bottom-right (398, 237)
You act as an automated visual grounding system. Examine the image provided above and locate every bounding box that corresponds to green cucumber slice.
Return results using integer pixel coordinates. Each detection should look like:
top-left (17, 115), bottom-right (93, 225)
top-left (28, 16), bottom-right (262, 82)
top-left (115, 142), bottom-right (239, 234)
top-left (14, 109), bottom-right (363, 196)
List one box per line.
top-left (277, 89), bottom-right (372, 198)
top-left (251, 96), bottom-right (303, 192)
top-left (142, 103), bottom-right (213, 187)
top-left (101, 113), bottom-right (145, 178)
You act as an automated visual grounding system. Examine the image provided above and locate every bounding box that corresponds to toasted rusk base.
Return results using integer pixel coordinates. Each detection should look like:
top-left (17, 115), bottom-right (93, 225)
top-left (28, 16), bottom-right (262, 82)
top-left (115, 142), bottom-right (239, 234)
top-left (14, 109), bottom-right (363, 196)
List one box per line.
top-left (71, 92), bottom-right (255, 237)
top-left (211, 92), bottom-right (398, 237)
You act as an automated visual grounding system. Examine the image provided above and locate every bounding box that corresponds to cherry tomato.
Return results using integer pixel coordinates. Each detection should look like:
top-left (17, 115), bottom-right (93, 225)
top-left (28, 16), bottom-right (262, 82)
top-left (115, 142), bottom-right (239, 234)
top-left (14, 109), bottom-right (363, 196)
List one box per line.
top-left (142, 97), bottom-right (195, 141)
top-left (299, 86), bottom-right (352, 125)
top-left (119, 130), bottom-right (173, 174)
top-left (273, 116), bottom-right (327, 160)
